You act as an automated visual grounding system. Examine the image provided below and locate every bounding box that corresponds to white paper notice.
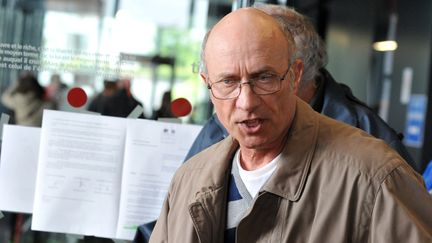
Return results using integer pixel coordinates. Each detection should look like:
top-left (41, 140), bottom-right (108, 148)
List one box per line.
top-left (32, 110), bottom-right (127, 238)
top-left (116, 119), bottom-right (201, 239)
top-left (0, 125), bottom-right (40, 213)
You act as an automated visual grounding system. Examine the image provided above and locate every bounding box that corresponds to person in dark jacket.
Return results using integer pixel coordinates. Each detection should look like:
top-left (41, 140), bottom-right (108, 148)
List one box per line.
top-left (184, 68), bottom-right (416, 169)
top-left (88, 79), bottom-right (144, 118)
top-left (133, 4), bottom-right (417, 243)
top-left (184, 4), bottom-right (416, 171)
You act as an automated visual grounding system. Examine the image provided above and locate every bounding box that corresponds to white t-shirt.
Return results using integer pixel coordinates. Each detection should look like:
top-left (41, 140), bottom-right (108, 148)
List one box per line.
top-left (234, 149), bottom-right (280, 198)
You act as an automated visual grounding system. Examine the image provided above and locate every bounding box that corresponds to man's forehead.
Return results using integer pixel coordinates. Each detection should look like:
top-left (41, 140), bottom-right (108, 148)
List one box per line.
top-left (204, 47), bottom-right (289, 79)
top-left (211, 8), bottom-right (282, 37)
top-left (206, 15), bottom-right (288, 56)
top-left (206, 9), bottom-right (288, 53)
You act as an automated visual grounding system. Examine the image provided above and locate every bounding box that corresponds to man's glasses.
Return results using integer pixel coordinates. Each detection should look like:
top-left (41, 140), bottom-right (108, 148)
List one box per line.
top-left (207, 66), bottom-right (292, 100)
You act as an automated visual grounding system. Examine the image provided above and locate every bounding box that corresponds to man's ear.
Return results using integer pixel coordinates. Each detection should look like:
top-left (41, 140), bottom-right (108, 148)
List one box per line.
top-left (200, 73), bottom-right (208, 86)
top-left (201, 72), bottom-right (215, 102)
top-left (291, 59), bottom-right (304, 94)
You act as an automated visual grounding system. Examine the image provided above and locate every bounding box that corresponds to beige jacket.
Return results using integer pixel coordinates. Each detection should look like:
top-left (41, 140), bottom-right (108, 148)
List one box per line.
top-left (150, 99), bottom-right (432, 243)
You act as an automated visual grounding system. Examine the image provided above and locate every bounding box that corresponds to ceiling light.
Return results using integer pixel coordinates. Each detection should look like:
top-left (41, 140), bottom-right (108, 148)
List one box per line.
top-left (373, 40), bottom-right (398, 51)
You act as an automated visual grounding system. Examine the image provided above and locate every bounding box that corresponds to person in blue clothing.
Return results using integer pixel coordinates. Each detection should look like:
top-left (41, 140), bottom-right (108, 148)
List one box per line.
top-left (133, 4), bottom-right (418, 243)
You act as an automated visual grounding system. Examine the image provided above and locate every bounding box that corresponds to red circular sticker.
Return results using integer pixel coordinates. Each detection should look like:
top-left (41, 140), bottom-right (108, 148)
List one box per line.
top-left (171, 98), bottom-right (192, 117)
top-left (67, 87), bottom-right (88, 108)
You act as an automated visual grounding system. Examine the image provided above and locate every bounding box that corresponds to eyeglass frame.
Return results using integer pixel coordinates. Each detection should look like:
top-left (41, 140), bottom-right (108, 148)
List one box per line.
top-left (206, 64), bottom-right (293, 100)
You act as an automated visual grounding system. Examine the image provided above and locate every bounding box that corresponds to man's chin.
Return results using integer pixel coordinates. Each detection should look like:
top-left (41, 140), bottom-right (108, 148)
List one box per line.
top-left (237, 138), bottom-right (268, 150)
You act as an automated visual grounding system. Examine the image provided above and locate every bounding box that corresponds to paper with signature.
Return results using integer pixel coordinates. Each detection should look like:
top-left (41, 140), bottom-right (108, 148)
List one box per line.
top-left (32, 110), bottom-right (126, 238)
top-left (31, 110), bottom-right (201, 240)
top-left (116, 118), bottom-right (201, 239)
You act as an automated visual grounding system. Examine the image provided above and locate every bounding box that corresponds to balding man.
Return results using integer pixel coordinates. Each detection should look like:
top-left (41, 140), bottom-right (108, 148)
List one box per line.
top-left (149, 8), bottom-right (432, 243)
top-left (184, 4), bottom-right (418, 172)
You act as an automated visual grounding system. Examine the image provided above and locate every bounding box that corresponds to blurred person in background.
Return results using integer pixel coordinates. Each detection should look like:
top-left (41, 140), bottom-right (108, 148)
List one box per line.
top-left (107, 78), bottom-right (144, 118)
top-left (88, 78), bottom-right (144, 118)
top-left (153, 90), bottom-right (174, 119)
top-left (88, 79), bottom-right (119, 115)
top-left (45, 73), bottom-right (70, 111)
top-left (1, 71), bottom-right (55, 127)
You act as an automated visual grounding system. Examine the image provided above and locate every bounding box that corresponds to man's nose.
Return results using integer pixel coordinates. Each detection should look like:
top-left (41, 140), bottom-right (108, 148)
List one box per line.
top-left (235, 81), bottom-right (261, 111)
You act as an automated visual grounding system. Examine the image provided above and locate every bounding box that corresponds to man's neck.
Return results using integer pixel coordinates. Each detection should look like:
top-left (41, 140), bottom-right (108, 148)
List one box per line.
top-left (239, 136), bottom-right (288, 171)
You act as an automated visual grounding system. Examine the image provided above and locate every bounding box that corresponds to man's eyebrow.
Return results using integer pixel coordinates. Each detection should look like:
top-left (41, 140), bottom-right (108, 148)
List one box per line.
top-left (213, 72), bottom-right (239, 80)
top-left (249, 67), bottom-right (278, 77)
top-left (212, 67), bottom-right (279, 79)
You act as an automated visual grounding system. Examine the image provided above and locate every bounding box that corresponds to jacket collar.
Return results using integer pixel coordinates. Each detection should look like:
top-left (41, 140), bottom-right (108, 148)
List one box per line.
top-left (191, 136), bottom-right (238, 199)
top-left (261, 99), bottom-right (319, 201)
top-left (188, 137), bottom-right (238, 243)
top-left (190, 98), bottom-right (319, 203)
top-left (187, 99), bottom-right (319, 241)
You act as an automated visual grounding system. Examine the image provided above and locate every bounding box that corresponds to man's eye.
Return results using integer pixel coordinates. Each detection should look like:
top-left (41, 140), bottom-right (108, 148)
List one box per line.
top-left (221, 79), bottom-right (238, 86)
top-left (257, 74), bottom-right (276, 83)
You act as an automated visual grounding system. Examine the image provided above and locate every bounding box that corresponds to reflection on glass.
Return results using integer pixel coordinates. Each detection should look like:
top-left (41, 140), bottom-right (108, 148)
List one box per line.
top-left (1, 0), bottom-right (212, 123)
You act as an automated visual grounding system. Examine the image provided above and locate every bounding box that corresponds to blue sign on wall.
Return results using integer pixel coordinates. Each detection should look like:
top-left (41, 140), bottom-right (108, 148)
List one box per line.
top-left (404, 94), bottom-right (427, 148)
